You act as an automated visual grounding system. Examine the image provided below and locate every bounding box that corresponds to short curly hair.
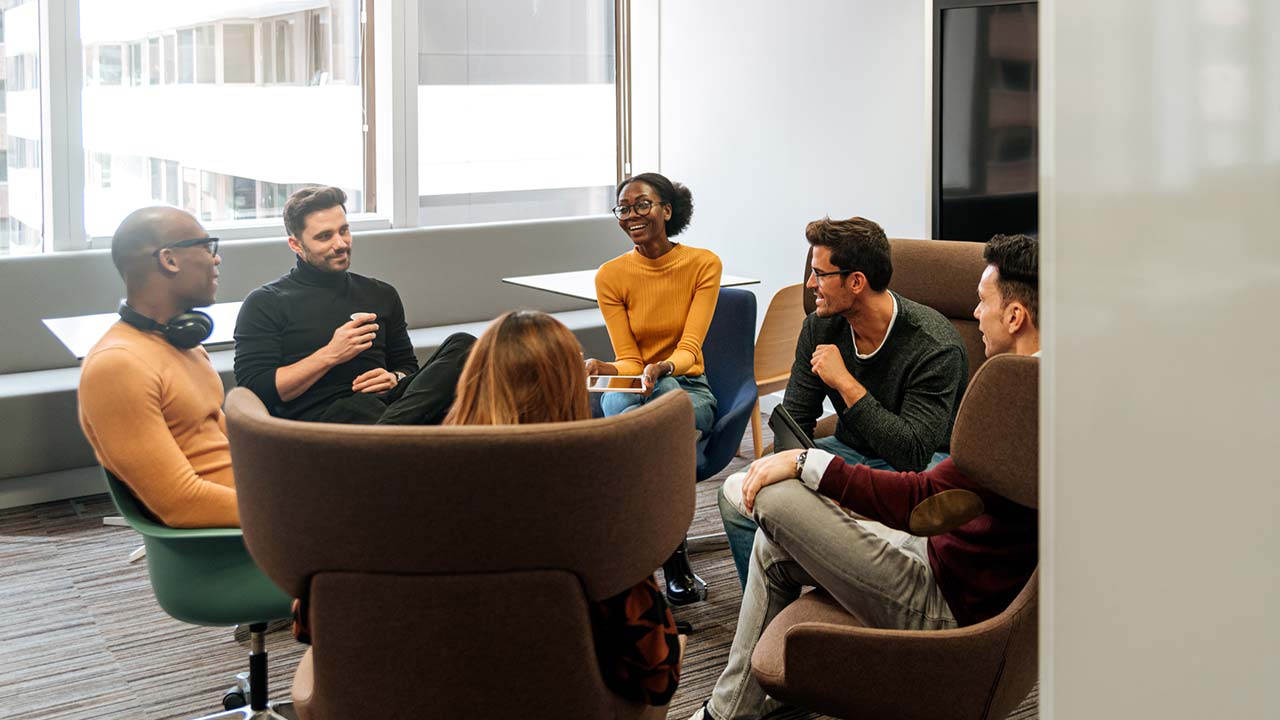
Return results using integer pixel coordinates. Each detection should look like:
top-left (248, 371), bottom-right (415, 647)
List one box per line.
top-left (283, 186), bottom-right (347, 240)
top-left (617, 172), bottom-right (694, 237)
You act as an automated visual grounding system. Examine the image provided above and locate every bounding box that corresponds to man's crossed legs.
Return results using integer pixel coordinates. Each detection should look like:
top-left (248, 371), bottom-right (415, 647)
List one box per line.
top-left (703, 479), bottom-right (956, 720)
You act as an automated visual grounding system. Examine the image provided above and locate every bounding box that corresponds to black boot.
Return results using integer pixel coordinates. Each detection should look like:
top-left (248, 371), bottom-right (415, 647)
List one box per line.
top-left (662, 540), bottom-right (707, 606)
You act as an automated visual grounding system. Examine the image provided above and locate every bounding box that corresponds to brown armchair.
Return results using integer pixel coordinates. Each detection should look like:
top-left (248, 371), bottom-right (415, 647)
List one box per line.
top-left (224, 388), bottom-right (697, 720)
top-left (750, 354), bottom-right (1039, 720)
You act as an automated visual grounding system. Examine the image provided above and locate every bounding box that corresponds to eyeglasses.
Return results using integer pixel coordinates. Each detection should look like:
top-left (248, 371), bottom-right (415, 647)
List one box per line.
top-left (153, 237), bottom-right (219, 257)
top-left (612, 199), bottom-right (664, 219)
top-left (809, 266), bottom-right (853, 280)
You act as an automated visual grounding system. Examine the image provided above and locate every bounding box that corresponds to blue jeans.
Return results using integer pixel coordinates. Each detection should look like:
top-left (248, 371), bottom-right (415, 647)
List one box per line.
top-left (718, 434), bottom-right (949, 588)
top-left (601, 374), bottom-right (717, 467)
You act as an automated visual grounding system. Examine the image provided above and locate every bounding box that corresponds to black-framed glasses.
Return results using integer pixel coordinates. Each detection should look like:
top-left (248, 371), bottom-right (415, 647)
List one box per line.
top-left (153, 237), bottom-right (219, 257)
top-left (612, 199), bottom-right (664, 219)
top-left (809, 266), bottom-right (853, 280)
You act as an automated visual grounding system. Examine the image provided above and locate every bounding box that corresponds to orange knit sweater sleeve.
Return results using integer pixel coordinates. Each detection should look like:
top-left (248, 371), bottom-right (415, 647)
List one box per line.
top-left (79, 333), bottom-right (239, 528)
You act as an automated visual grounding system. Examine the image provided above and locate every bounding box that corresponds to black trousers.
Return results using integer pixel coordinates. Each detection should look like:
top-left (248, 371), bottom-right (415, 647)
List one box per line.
top-left (315, 332), bottom-right (476, 426)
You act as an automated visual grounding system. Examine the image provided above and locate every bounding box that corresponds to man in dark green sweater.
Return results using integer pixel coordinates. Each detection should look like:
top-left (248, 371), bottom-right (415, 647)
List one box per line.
top-left (718, 216), bottom-right (969, 585)
top-left (233, 186), bottom-right (473, 424)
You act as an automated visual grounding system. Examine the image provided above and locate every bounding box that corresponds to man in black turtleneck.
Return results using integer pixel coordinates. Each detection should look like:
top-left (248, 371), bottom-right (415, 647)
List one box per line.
top-left (233, 186), bottom-right (474, 423)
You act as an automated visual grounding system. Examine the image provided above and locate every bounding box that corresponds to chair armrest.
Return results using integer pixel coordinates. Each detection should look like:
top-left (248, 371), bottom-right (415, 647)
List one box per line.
top-left (752, 609), bottom-right (1010, 720)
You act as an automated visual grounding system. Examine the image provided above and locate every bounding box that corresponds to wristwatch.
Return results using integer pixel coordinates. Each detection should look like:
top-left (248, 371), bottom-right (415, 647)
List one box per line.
top-left (794, 450), bottom-right (808, 477)
top-left (393, 370), bottom-right (407, 382)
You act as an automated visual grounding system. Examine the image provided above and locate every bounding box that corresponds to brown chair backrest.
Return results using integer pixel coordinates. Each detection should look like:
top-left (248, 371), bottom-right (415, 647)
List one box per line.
top-left (754, 283), bottom-right (806, 395)
top-left (949, 353), bottom-right (1038, 509)
top-left (225, 388), bottom-right (696, 720)
top-left (803, 239), bottom-right (988, 380)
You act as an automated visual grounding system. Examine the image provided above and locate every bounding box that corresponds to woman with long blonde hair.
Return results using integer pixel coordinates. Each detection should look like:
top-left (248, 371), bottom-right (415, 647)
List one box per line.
top-left (444, 310), bottom-right (682, 706)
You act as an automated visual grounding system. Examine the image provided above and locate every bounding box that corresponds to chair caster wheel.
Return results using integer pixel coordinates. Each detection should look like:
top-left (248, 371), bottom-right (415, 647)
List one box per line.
top-left (222, 689), bottom-right (247, 710)
top-left (223, 671), bottom-right (251, 709)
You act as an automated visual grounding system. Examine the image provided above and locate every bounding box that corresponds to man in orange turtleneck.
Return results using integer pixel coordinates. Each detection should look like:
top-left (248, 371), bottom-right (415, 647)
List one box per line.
top-left (78, 207), bottom-right (238, 528)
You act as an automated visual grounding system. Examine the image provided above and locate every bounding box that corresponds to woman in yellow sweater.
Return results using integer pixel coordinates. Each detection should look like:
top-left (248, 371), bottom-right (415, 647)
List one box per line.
top-left (584, 172), bottom-right (722, 605)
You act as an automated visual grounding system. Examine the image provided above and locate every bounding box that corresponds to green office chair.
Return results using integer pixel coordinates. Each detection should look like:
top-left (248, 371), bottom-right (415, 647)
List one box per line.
top-left (103, 470), bottom-right (294, 719)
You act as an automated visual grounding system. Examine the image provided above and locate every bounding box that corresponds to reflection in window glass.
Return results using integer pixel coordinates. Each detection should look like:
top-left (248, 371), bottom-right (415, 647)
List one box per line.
top-left (1, 0), bottom-right (44, 255)
top-left (80, 1), bottom-right (366, 239)
top-left (417, 0), bottom-right (617, 226)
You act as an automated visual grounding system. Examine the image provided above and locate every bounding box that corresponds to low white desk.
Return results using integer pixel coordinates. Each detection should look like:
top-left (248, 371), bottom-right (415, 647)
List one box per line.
top-left (502, 269), bottom-right (758, 303)
top-left (42, 301), bottom-right (244, 359)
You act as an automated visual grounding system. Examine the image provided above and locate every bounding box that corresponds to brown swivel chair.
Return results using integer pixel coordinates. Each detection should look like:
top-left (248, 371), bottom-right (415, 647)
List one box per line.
top-left (805, 238), bottom-right (988, 439)
top-left (750, 354), bottom-right (1039, 720)
top-left (224, 389), bottom-right (697, 720)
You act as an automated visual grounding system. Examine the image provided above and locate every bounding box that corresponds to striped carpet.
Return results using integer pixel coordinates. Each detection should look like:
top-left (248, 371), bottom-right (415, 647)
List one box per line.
top-left (0, 425), bottom-right (1038, 720)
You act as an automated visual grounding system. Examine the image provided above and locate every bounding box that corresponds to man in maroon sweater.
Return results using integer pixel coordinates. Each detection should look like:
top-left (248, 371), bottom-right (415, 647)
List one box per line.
top-left (692, 234), bottom-right (1039, 720)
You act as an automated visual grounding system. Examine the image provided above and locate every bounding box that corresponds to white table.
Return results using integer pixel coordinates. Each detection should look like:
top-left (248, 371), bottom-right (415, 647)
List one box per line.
top-left (42, 301), bottom-right (243, 359)
top-left (502, 269), bottom-right (758, 303)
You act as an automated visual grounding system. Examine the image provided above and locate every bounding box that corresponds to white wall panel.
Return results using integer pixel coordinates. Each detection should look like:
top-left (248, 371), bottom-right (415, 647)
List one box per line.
top-left (1042, 1), bottom-right (1280, 718)
top-left (657, 0), bottom-right (930, 311)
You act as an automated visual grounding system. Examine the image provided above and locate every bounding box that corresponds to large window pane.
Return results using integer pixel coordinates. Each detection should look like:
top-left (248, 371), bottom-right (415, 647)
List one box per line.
top-left (80, 1), bottom-right (367, 240)
top-left (1, 0), bottom-right (44, 256)
top-left (417, 0), bottom-right (616, 226)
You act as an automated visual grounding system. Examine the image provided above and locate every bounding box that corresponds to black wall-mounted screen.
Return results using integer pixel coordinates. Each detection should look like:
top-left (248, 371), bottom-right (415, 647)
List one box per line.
top-left (933, 0), bottom-right (1038, 241)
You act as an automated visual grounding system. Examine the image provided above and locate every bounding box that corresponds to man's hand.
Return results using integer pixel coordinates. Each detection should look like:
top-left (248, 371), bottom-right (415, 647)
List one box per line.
top-left (741, 449), bottom-right (805, 513)
top-left (811, 344), bottom-right (866, 406)
top-left (324, 315), bottom-right (378, 365)
top-left (352, 368), bottom-right (398, 394)
top-left (640, 361), bottom-right (673, 397)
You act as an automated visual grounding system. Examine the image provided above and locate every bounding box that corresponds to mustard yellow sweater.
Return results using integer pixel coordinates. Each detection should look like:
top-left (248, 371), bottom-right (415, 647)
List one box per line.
top-left (595, 243), bottom-right (722, 377)
top-left (79, 322), bottom-right (239, 528)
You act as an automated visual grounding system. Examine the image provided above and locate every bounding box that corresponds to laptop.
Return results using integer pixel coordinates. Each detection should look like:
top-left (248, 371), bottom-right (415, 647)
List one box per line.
top-left (767, 405), bottom-right (816, 451)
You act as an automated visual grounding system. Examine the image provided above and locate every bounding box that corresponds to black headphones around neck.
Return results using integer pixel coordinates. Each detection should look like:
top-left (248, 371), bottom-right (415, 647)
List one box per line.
top-left (118, 302), bottom-right (213, 350)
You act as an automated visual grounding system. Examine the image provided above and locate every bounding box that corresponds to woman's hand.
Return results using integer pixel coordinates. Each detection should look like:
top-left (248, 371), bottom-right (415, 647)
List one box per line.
top-left (641, 361), bottom-right (674, 396)
top-left (584, 358), bottom-right (618, 378)
top-left (741, 449), bottom-right (805, 513)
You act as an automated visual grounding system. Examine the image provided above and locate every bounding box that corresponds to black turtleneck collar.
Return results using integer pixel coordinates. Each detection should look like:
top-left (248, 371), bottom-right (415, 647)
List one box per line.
top-left (290, 256), bottom-right (349, 289)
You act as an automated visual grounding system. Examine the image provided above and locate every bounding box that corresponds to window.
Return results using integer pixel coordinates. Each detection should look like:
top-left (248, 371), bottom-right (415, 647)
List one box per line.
top-left (176, 29), bottom-right (194, 83)
top-left (195, 26), bottom-right (215, 84)
top-left (147, 37), bottom-right (160, 84)
top-left (416, 0), bottom-right (617, 226)
top-left (8, 0), bottom-right (635, 255)
top-left (98, 45), bottom-right (122, 85)
top-left (1, 0), bottom-right (44, 255)
top-left (128, 42), bottom-right (142, 86)
top-left (163, 34), bottom-right (175, 84)
top-left (222, 24), bottom-right (255, 83)
top-left (79, 1), bottom-right (367, 239)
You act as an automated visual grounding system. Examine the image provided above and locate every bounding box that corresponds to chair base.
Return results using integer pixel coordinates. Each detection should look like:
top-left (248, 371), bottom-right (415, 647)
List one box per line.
top-left (191, 700), bottom-right (293, 720)
top-left (687, 531), bottom-right (728, 552)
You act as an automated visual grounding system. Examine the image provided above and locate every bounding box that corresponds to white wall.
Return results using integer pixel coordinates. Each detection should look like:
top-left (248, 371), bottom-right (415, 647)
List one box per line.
top-left (657, 0), bottom-right (930, 311)
top-left (1042, 1), bottom-right (1280, 718)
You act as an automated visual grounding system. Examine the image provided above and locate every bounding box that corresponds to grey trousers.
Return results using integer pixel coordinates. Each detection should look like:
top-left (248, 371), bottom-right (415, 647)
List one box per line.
top-left (707, 479), bottom-right (958, 720)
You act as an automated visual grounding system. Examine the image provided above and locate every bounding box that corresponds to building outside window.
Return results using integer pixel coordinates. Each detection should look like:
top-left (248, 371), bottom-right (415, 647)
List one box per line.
top-left (78, 1), bottom-right (365, 241)
top-left (417, 0), bottom-right (617, 226)
top-left (2, 0), bottom-right (41, 255)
